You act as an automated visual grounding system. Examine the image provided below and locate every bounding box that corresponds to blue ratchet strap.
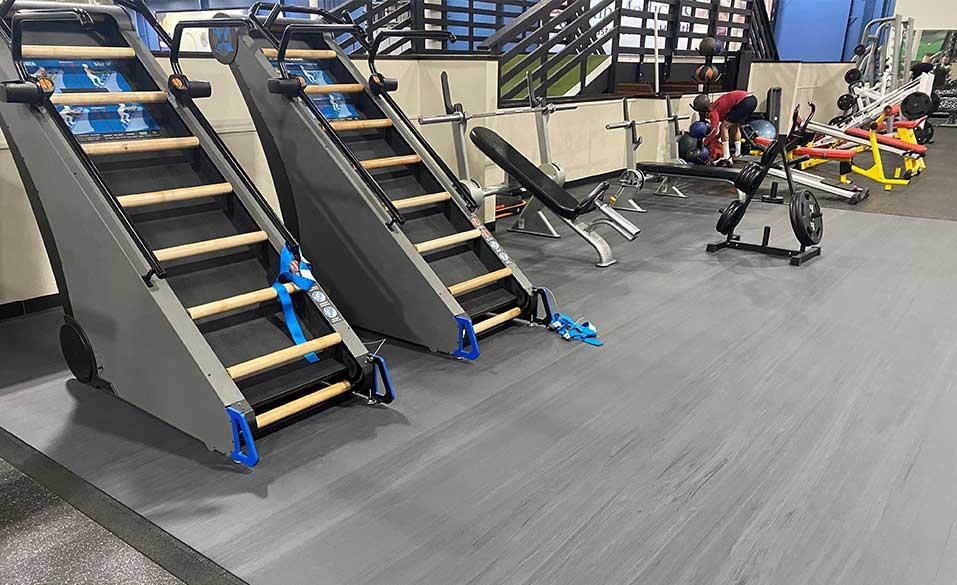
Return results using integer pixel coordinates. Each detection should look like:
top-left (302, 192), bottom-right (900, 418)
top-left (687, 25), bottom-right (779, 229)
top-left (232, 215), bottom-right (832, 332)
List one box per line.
top-left (273, 245), bottom-right (320, 363)
top-left (549, 313), bottom-right (604, 347)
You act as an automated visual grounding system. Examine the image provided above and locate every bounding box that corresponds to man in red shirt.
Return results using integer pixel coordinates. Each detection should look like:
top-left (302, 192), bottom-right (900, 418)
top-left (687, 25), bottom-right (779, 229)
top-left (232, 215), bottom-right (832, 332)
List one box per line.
top-left (703, 90), bottom-right (758, 164)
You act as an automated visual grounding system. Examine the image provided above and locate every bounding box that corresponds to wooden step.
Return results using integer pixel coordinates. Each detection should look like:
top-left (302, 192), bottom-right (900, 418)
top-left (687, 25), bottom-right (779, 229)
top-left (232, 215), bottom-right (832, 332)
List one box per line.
top-left (414, 229), bottom-right (482, 254)
top-left (117, 183), bottom-right (233, 209)
top-left (50, 91), bottom-right (167, 106)
top-left (22, 45), bottom-right (136, 60)
top-left (261, 48), bottom-right (338, 60)
top-left (153, 231), bottom-right (268, 262)
top-left (329, 118), bottom-right (393, 132)
top-left (304, 83), bottom-right (364, 95)
top-left (255, 380), bottom-right (352, 429)
top-left (449, 267), bottom-right (514, 297)
top-left (82, 136), bottom-right (200, 157)
top-left (360, 154), bottom-right (422, 171)
top-left (187, 282), bottom-right (299, 320)
top-left (393, 191), bottom-right (451, 210)
top-left (473, 307), bottom-right (522, 334)
top-left (227, 332), bottom-right (343, 380)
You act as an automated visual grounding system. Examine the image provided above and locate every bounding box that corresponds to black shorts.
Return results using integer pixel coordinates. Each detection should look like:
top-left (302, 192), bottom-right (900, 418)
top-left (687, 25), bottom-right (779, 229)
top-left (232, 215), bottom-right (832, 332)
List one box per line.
top-left (727, 95), bottom-right (758, 124)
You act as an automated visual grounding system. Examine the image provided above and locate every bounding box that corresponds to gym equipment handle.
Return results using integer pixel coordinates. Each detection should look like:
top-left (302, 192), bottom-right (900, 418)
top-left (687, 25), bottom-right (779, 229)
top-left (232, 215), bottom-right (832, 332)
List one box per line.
top-left (418, 113), bottom-right (464, 125)
top-left (259, 2), bottom-right (350, 31)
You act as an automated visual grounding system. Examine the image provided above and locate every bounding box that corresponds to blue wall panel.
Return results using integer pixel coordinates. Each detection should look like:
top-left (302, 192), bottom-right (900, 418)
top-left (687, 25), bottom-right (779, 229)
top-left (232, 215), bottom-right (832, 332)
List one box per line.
top-left (774, 0), bottom-right (853, 61)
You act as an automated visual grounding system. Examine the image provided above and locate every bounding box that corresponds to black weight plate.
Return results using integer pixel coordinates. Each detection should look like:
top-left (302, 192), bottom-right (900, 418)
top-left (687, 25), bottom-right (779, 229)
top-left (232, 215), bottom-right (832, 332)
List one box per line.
top-left (854, 44), bottom-right (866, 56)
top-left (789, 189), bottom-right (823, 246)
top-left (845, 68), bottom-right (863, 84)
top-left (716, 199), bottom-right (747, 236)
top-left (733, 161), bottom-right (768, 195)
top-left (901, 92), bottom-right (933, 119)
top-left (924, 121), bottom-right (934, 143)
top-left (837, 93), bottom-right (856, 111)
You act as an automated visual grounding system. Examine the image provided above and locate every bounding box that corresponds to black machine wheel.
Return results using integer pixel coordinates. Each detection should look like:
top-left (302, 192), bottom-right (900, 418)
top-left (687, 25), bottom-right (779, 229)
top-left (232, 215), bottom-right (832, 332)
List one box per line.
top-left (789, 190), bottom-right (824, 247)
top-left (59, 317), bottom-right (98, 384)
top-left (716, 199), bottom-right (747, 236)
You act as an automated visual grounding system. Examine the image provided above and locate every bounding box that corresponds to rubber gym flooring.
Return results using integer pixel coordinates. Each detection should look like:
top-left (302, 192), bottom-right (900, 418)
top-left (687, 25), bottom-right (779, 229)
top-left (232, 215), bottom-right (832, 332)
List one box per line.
top-left (2, 130), bottom-right (957, 585)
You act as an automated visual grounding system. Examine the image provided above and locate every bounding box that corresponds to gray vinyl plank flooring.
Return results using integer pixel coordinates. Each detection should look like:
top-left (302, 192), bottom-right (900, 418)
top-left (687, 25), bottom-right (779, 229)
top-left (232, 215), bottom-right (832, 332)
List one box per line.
top-left (3, 188), bottom-right (957, 584)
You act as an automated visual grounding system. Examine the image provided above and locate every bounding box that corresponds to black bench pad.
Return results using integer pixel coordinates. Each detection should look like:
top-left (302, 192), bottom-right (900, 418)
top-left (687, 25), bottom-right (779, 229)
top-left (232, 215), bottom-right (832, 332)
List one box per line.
top-left (470, 127), bottom-right (581, 220)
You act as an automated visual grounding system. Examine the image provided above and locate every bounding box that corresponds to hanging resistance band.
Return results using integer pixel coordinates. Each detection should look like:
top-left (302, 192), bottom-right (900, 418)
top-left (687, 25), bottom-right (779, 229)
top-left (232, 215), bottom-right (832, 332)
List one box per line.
top-left (273, 244), bottom-right (320, 363)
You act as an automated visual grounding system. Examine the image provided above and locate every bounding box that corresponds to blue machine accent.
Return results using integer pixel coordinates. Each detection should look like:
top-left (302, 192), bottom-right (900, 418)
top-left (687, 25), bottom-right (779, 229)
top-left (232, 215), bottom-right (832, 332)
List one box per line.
top-left (453, 315), bottom-right (480, 360)
top-left (273, 244), bottom-right (320, 363)
top-left (226, 406), bottom-right (260, 468)
top-left (370, 354), bottom-right (396, 403)
top-left (549, 313), bottom-right (604, 347)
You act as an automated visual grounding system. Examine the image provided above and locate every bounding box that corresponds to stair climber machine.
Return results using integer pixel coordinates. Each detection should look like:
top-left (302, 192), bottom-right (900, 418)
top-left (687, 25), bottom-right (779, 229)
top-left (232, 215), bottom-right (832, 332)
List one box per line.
top-left (225, 4), bottom-right (559, 357)
top-left (420, 71), bottom-right (640, 268)
top-left (0, 0), bottom-right (395, 468)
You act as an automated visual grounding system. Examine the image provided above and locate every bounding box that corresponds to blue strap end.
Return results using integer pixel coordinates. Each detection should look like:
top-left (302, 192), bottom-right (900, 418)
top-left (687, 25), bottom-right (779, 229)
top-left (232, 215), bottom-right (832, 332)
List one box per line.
top-left (226, 406), bottom-right (260, 468)
top-left (370, 354), bottom-right (396, 403)
top-left (452, 315), bottom-right (480, 360)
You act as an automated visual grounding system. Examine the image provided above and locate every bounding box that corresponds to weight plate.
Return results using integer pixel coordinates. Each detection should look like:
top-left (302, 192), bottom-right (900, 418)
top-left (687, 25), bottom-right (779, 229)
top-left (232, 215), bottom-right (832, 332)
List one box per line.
top-left (845, 68), bottom-right (863, 84)
top-left (901, 92), bottom-right (933, 120)
top-left (837, 93), bottom-right (856, 111)
top-left (789, 189), bottom-right (823, 246)
top-left (853, 44), bottom-right (866, 56)
top-left (716, 199), bottom-right (747, 236)
top-left (733, 162), bottom-right (768, 195)
top-left (924, 121), bottom-right (934, 143)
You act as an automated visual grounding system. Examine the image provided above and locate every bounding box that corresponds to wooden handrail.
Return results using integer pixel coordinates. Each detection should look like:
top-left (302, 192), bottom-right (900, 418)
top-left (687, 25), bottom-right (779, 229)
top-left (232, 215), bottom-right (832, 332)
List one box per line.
top-left (304, 83), bottom-right (365, 95)
top-left (473, 307), bottom-right (522, 334)
top-left (153, 231), bottom-right (268, 262)
top-left (50, 91), bottom-right (167, 106)
top-left (360, 154), bottom-right (421, 170)
top-left (117, 183), bottom-right (233, 208)
top-left (414, 229), bottom-right (482, 254)
top-left (448, 267), bottom-right (513, 296)
top-left (392, 191), bottom-right (451, 210)
top-left (261, 48), bottom-right (337, 59)
top-left (227, 333), bottom-right (343, 380)
top-left (21, 45), bottom-right (136, 59)
top-left (82, 137), bottom-right (200, 156)
top-left (187, 282), bottom-right (299, 320)
top-left (255, 380), bottom-right (352, 429)
top-left (330, 118), bottom-right (394, 131)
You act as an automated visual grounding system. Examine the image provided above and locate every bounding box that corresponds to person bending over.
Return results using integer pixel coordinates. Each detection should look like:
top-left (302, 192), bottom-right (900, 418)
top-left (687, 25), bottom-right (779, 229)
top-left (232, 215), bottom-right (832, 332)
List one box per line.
top-left (911, 53), bottom-right (935, 80)
top-left (703, 90), bottom-right (758, 165)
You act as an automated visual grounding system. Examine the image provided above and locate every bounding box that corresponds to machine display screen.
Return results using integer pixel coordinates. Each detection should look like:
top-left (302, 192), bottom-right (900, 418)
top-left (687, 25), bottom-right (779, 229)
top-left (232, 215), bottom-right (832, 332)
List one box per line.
top-left (24, 59), bottom-right (162, 140)
top-left (270, 59), bottom-right (360, 120)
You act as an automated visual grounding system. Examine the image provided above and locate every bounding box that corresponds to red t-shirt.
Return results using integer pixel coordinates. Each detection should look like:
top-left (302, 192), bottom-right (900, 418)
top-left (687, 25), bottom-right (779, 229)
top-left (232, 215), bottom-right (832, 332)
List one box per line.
top-left (703, 90), bottom-right (751, 160)
top-left (706, 90), bottom-right (751, 136)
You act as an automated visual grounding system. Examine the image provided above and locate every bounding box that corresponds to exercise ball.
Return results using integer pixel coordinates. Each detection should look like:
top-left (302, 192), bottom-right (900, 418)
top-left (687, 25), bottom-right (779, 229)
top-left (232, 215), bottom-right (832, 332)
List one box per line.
top-left (677, 133), bottom-right (699, 162)
top-left (689, 146), bottom-right (711, 165)
top-left (693, 65), bottom-right (720, 84)
top-left (689, 120), bottom-right (711, 139)
top-left (692, 93), bottom-right (712, 112)
top-left (698, 37), bottom-right (721, 56)
top-left (748, 119), bottom-right (777, 140)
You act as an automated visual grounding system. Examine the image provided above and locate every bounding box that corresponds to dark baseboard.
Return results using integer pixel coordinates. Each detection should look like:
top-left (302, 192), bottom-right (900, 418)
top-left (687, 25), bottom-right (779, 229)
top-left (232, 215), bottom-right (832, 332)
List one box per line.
top-left (0, 293), bottom-right (61, 322)
top-left (0, 426), bottom-right (248, 585)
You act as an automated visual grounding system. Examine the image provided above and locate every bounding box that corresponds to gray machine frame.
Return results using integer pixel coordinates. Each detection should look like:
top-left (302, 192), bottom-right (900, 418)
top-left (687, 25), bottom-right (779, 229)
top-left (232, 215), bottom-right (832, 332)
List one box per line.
top-left (227, 8), bottom-right (546, 355)
top-left (0, 1), bottom-right (385, 466)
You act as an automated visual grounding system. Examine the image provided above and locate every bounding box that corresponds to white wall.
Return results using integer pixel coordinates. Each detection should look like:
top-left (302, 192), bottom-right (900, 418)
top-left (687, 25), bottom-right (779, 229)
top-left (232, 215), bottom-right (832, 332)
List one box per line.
top-left (896, 0), bottom-right (957, 30)
top-left (0, 57), bottom-right (684, 305)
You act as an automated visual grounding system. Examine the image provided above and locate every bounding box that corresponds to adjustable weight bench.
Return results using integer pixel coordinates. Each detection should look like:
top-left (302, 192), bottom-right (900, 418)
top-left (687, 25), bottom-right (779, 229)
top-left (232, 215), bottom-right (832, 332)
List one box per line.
top-left (470, 127), bottom-right (639, 267)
